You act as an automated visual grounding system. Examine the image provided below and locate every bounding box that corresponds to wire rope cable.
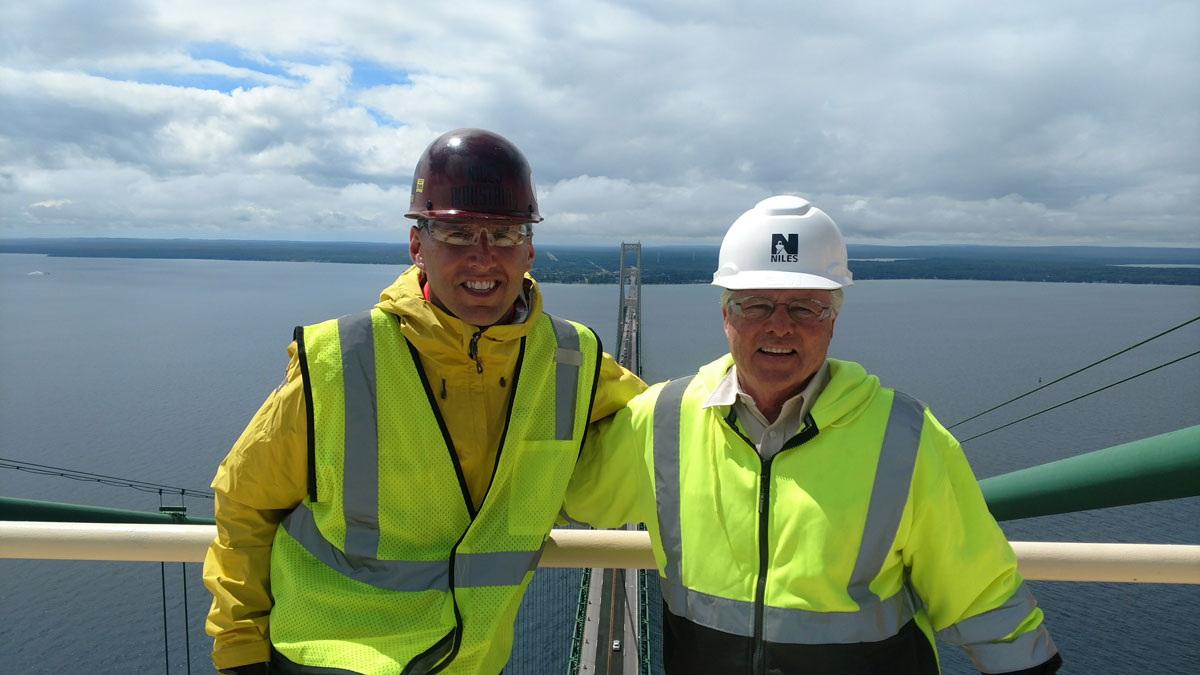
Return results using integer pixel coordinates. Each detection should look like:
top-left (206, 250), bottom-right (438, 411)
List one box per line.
top-left (621, 566), bottom-right (641, 663)
top-left (181, 561), bottom-right (192, 674)
top-left (160, 558), bottom-right (171, 674)
top-left (158, 491), bottom-right (172, 674)
top-left (948, 315), bottom-right (1199, 429)
top-left (0, 457), bottom-right (214, 499)
top-left (958, 350), bottom-right (1200, 443)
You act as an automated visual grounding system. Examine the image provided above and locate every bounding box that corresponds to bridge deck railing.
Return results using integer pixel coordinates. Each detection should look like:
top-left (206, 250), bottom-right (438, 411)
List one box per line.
top-left (3, 522), bottom-right (1198, 585)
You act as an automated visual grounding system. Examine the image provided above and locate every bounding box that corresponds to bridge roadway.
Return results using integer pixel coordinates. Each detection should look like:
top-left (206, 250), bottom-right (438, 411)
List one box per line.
top-left (576, 566), bottom-right (639, 674)
top-left (578, 244), bottom-right (643, 675)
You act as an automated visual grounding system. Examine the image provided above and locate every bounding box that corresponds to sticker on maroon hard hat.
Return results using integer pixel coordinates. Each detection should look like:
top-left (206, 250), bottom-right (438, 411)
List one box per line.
top-left (450, 184), bottom-right (516, 211)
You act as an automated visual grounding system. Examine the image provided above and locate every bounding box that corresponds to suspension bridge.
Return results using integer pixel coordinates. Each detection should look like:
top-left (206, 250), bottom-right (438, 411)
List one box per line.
top-left (572, 242), bottom-right (648, 675)
top-left (2, 242), bottom-right (1199, 673)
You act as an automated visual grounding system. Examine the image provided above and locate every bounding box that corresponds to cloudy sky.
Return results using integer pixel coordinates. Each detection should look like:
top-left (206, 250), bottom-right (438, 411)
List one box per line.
top-left (1, 1), bottom-right (1197, 246)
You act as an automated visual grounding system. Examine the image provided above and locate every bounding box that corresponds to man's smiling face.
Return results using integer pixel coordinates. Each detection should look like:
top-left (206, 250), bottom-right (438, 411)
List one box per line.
top-left (409, 221), bottom-right (535, 327)
top-left (722, 288), bottom-right (836, 412)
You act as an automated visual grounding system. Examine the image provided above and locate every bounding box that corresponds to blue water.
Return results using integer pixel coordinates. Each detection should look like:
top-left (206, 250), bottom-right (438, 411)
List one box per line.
top-left (1, 254), bottom-right (1198, 673)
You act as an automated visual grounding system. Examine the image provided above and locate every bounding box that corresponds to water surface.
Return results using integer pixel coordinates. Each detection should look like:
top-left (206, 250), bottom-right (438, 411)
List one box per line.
top-left (2, 254), bottom-right (1197, 673)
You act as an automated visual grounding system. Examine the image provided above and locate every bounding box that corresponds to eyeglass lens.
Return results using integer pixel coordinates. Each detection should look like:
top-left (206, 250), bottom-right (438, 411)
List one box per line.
top-left (426, 221), bottom-right (528, 247)
top-left (735, 297), bottom-right (829, 322)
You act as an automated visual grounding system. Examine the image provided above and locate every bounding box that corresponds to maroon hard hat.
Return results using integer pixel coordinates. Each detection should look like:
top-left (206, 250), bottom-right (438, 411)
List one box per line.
top-left (405, 128), bottom-right (542, 223)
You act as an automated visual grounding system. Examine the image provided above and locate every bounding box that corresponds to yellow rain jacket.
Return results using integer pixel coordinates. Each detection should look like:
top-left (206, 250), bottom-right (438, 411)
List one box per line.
top-left (564, 356), bottom-right (1059, 674)
top-left (203, 266), bottom-right (645, 671)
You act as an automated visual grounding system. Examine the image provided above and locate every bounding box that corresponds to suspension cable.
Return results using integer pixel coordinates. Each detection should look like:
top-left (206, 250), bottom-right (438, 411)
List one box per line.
top-left (181, 553), bottom-right (193, 674)
top-left (159, 492), bottom-right (172, 674)
top-left (948, 315), bottom-right (1200, 429)
top-left (622, 567), bottom-right (641, 659)
top-left (0, 457), bottom-right (214, 499)
top-left (161, 558), bottom-right (171, 674)
top-left (958, 350), bottom-right (1200, 444)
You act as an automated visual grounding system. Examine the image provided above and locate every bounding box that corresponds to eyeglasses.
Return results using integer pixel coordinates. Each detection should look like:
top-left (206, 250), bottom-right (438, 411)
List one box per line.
top-left (728, 296), bottom-right (834, 323)
top-left (422, 220), bottom-right (532, 247)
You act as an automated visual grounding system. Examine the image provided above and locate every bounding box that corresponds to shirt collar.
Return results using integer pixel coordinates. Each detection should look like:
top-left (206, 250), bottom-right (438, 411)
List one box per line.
top-left (703, 360), bottom-right (832, 422)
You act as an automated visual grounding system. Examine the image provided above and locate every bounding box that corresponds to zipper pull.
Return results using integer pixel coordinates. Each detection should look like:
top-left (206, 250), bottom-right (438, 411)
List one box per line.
top-left (468, 329), bottom-right (484, 374)
top-left (759, 459), bottom-right (771, 514)
top-left (440, 378), bottom-right (447, 400)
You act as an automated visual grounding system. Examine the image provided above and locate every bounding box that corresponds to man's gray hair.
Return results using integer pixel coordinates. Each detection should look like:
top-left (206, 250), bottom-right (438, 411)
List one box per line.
top-left (720, 288), bottom-right (844, 317)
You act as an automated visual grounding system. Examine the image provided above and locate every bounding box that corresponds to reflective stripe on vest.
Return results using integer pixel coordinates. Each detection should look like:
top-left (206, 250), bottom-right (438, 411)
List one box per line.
top-left (549, 314), bottom-right (582, 441)
top-left (338, 310), bottom-right (380, 561)
top-left (653, 376), bottom-right (927, 644)
top-left (280, 501), bottom-right (541, 591)
top-left (281, 309), bottom-right (586, 592)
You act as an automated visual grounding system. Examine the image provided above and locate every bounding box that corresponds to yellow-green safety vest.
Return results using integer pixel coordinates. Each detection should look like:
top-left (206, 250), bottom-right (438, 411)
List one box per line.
top-left (269, 308), bottom-right (600, 674)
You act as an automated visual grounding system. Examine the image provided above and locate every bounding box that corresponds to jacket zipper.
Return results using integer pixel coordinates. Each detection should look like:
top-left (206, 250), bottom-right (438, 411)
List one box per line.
top-left (467, 328), bottom-right (485, 373)
top-left (722, 410), bottom-right (819, 675)
top-left (752, 455), bottom-right (773, 675)
top-left (411, 329), bottom-right (527, 672)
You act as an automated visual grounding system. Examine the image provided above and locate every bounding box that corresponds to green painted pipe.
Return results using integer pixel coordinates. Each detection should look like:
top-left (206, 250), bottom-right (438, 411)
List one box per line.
top-left (980, 425), bottom-right (1200, 522)
top-left (0, 495), bottom-right (215, 526)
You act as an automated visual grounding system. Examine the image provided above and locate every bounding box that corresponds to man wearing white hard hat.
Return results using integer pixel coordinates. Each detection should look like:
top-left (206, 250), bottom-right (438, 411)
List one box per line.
top-left (564, 196), bottom-right (1062, 674)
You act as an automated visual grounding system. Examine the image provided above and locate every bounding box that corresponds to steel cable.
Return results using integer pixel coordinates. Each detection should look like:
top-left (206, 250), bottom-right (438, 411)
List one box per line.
top-left (0, 458), bottom-right (214, 499)
top-left (948, 315), bottom-right (1199, 429)
top-left (958, 350), bottom-right (1200, 443)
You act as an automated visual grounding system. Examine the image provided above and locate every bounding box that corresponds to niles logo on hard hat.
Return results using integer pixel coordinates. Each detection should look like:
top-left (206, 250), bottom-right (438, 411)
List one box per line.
top-left (771, 233), bottom-right (799, 263)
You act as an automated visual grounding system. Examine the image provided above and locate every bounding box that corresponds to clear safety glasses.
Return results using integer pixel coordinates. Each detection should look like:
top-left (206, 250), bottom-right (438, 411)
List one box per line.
top-left (422, 220), bottom-right (532, 247)
top-left (728, 296), bottom-right (834, 323)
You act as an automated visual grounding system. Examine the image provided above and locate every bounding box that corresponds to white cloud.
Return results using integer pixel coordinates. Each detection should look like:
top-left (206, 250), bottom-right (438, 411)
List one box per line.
top-left (0, 0), bottom-right (1196, 247)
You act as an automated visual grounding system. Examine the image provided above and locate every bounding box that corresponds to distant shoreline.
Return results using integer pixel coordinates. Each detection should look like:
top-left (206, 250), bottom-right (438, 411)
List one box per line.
top-left (3, 237), bottom-right (1199, 285)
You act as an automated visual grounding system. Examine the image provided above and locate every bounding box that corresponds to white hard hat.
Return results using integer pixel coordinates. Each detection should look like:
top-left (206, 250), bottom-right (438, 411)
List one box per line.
top-left (712, 195), bottom-right (853, 290)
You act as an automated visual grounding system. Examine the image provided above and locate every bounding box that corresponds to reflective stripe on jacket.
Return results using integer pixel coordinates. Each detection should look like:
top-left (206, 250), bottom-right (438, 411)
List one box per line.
top-left (567, 355), bottom-right (1058, 674)
top-left (269, 308), bottom-right (601, 674)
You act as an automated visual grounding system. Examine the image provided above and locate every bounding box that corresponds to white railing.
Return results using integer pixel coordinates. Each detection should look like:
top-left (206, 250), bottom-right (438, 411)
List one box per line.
top-left (2, 521), bottom-right (1198, 585)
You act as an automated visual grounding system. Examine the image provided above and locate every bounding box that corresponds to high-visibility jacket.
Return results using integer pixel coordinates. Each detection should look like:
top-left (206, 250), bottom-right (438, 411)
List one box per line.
top-left (203, 268), bottom-right (646, 670)
top-left (565, 356), bottom-right (1059, 675)
top-left (267, 307), bottom-right (600, 674)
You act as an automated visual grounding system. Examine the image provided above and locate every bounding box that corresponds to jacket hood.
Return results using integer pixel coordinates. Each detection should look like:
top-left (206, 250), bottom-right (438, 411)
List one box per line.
top-left (811, 359), bottom-right (881, 428)
top-left (695, 354), bottom-right (880, 429)
top-left (376, 265), bottom-right (544, 358)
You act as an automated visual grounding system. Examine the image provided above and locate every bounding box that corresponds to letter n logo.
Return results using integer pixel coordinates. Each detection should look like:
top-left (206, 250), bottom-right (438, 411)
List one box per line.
top-left (772, 233), bottom-right (798, 256)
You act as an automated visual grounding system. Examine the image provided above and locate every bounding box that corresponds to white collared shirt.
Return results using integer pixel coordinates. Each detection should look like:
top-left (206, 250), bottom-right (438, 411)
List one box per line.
top-left (702, 360), bottom-right (831, 460)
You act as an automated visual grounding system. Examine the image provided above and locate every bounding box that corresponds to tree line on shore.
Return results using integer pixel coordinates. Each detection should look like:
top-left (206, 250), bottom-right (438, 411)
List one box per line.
top-left (3, 238), bottom-right (1197, 285)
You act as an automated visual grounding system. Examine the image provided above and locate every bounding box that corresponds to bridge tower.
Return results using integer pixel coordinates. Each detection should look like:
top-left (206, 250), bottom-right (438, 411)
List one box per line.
top-left (616, 243), bottom-right (642, 377)
top-left (572, 242), bottom-right (653, 675)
